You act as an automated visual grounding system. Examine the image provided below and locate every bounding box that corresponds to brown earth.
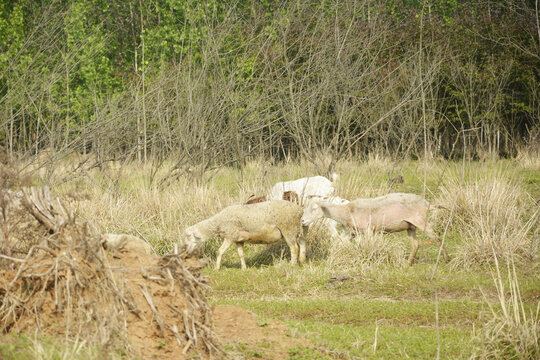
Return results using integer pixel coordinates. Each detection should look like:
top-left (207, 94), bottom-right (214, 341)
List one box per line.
top-left (0, 246), bottom-right (223, 359)
top-left (214, 305), bottom-right (319, 359)
top-left (0, 187), bottom-right (223, 359)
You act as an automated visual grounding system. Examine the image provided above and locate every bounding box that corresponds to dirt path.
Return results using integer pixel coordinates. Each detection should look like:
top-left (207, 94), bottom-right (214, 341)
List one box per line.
top-left (214, 305), bottom-right (321, 359)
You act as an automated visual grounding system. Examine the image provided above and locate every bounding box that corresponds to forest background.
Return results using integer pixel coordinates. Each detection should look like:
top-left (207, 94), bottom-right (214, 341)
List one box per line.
top-left (0, 0), bottom-right (539, 177)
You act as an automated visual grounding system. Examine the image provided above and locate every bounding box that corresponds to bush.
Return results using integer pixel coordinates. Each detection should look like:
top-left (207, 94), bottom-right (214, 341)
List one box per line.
top-left (439, 172), bottom-right (538, 268)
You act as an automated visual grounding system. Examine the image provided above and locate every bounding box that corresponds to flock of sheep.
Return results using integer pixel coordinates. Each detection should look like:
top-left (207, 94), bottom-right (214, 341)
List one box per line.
top-left (183, 175), bottom-right (450, 269)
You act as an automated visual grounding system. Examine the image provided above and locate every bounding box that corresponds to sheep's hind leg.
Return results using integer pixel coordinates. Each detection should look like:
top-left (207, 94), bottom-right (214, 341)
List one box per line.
top-left (215, 238), bottom-right (233, 270)
top-left (236, 243), bottom-right (247, 270)
top-left (410, 218), bottom-right (450, 263)
top-left (407, 227), bottom-right (419, 266)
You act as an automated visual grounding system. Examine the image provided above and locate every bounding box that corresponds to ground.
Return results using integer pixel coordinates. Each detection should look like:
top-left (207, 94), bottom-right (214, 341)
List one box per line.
top-left (0, 157), bottom-right (538, 359)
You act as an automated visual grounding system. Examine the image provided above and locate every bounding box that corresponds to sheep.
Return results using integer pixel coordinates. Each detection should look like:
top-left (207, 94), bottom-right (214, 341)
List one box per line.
top-left (301, 193), bottom-right (450, 266)
top-left (101, 233), bottom-right (155, 255)
top-left (302, 194), bottom-right (351, 240)
top-left (183, 200), bottom-right (307, 270)
top-left (268, 174), bottom-right (337, 205)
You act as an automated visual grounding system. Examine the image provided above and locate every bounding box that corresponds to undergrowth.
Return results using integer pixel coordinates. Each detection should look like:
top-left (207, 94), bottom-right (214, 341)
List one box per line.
top-left (22, 154), bottom-right (540, 359)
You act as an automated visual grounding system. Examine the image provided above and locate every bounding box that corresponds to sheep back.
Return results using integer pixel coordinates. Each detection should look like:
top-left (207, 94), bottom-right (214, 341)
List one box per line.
top-left (268, 176), bottom-right (335, 202)
top-left (213, 200), bottom-right (303, 241)
top-left (101, 233), bottom-right (155, 255)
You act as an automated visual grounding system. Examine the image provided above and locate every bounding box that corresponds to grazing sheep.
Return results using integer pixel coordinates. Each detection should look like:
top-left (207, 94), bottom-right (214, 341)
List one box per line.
top-left (183, 200), bottom-right (307, 270)
top-left (302, 195), bottom-right (351, 240)
top-left (301, 193), bottom-right (450, 266)
top-left (101, 233), bottom-right (155, 255)
top-left (245, 194), bottom-right (267, 204)
top-left (268, 175), bottom-right (337, 205)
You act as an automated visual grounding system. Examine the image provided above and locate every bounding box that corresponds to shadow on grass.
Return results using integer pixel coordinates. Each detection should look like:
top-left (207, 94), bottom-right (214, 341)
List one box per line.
top-left (201, 238), bottom-right (297, 269)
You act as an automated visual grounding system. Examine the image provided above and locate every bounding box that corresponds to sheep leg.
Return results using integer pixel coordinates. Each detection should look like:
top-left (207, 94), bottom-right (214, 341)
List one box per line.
top-left (326, 219), bottom-right (342, 239)
top-left (409, 219), bottom-right (450, 263)
top-left (236, 243), bottom-right (247, 270)
top-left (283, 236), bottom-right (299, 265)
top-left (424, 224), bottom-right (450, 263)
top-left (215, 238), bottom-right (233, 270)
top-left (298, 237), bottom-right (306, 265)
top-left (297, 226), bottom-right (308, 264)
top-left (407, 228), bottom-right (419, 266)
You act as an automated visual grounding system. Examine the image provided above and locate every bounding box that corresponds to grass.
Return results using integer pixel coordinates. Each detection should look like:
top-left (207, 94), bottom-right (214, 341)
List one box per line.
top-left (472, 257), bottom-right (540, 359)
top-left (287, 320), bottom-right (471, 359)
top-left (8, 155), bottom-right (540, 359)
top-left (0, 334), bottom-right (113, 360)
top-left (217, 298), bottom-right (485, 327)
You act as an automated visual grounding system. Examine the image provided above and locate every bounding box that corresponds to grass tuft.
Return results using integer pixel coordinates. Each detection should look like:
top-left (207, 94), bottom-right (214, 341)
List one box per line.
top-left (439, 171), bottom-right (538, 268)
top-left (325, 230), bottom-right (407, 272)
top-left (472, 257), bottom-right (540, 359)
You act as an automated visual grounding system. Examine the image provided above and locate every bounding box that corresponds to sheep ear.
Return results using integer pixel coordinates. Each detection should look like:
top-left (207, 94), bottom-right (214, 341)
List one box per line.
top-left (193, 229), bottom-right (203, 239)
top-left (319, 203), bottom-right (330, 215)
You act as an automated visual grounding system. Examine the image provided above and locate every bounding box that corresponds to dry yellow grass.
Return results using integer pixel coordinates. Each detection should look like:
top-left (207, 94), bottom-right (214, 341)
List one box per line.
top-left (37, 155), bottom-right (537, 271)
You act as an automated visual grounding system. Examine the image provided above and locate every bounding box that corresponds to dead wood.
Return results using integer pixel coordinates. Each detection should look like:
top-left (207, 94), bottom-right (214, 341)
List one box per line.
top-left (0, 187), bottom-right (225, 359)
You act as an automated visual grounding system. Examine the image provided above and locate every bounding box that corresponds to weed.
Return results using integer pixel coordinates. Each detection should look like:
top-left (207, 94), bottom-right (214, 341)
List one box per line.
top-left (472, 257), bottom-right (540, 359)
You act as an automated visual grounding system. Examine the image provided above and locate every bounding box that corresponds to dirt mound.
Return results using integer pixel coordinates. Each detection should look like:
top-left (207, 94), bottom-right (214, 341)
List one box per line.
top-left (0, 187), bottom-right (224, 359)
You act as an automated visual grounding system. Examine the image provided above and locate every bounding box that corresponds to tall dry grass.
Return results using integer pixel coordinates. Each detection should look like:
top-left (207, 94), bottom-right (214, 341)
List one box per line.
top-left (472, 257), bottom-right (540, 359)
top-left (438, 170), bottom-right (538, 268)
top-left (24, 153), bottom-right (535, 271)
top-left (324, 229), bottom-right (407, 273)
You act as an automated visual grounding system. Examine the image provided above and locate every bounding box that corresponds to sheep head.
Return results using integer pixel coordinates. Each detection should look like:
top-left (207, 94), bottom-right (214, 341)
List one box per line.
top-left (184, 226), bottom-right (204, 253)
top-left (301, 202), bottom-right (324, 226)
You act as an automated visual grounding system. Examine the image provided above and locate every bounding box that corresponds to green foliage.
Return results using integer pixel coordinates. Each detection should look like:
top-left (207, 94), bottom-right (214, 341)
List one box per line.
top-left (0, 0), bottom-right (538, 159)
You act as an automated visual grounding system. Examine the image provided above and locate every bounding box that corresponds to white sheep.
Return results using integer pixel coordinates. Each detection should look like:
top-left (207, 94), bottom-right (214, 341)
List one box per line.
top-left (101, 233), bottom-right (155, 255)
top-left (268, 174), bottom-right (337, 205)
top-left (183, 200), bottom-right (307, 270)
top-left (302, 194), bottom-right (351, 240)
top-left (301, 193), bottom-right (450, 266)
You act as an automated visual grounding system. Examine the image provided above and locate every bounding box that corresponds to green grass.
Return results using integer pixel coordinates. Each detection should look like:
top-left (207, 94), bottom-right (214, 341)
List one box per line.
top-left (207, 259), bottom-right (539, 359)
top-left (208, 264), bottom-right (540, 359)
top-left (216, 298), bottom-right (484, 327)
top-left (0, 334), bottom-right (111, 360)
top-left (207, 262), bottom-right (540, 302)
top-left (287, 320), bottom-right (472, 359)
top-left (13, 156), bottom-right (539, 359)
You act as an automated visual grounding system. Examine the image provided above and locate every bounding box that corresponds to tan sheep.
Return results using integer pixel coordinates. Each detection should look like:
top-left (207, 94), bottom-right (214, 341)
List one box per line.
top-left (245, 194), bottom-right (267, 204)
top-left (101, 233), bottom-right (155, 255)
top-left (301, 193), bottom-right (450, 266)
top-left (282, 190), bottom-right (300, 204)
top-left (183, 200), bottom-right (307, 270)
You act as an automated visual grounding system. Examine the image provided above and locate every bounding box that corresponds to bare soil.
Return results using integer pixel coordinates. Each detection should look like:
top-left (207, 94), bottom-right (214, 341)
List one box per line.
top-left (214, 305), bottom-right (317, 359)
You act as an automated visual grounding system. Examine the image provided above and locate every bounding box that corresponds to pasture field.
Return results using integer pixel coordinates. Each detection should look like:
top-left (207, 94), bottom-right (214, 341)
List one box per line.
top-left (1, 155), bottom-right (539, 359)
